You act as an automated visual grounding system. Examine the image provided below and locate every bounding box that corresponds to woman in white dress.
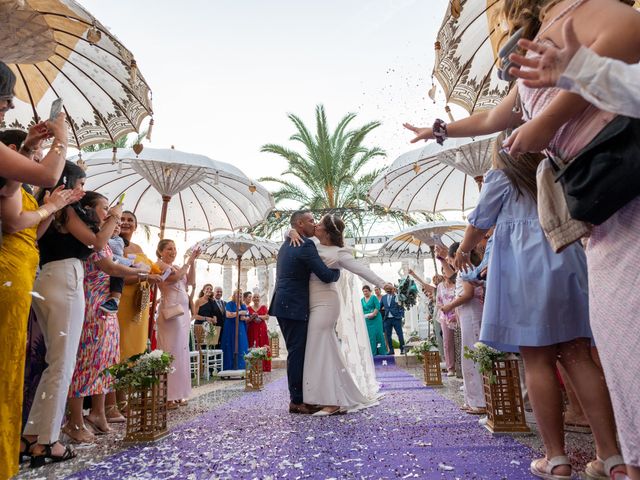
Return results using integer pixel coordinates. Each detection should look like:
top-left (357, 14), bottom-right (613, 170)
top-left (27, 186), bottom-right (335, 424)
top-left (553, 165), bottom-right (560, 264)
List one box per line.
top-left (291, 214), bottom-right (391, 416)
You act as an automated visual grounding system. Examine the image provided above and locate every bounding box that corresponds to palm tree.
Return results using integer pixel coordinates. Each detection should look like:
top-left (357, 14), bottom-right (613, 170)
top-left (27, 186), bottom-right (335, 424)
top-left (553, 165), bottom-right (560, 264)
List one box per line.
top-left (249, 105), bottom-right (421, 238)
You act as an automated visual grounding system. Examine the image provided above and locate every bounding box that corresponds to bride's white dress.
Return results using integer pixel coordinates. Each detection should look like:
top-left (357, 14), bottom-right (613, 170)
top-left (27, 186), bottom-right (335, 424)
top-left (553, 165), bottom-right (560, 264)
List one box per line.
top-left (302, 241), bottom-right (386, 410)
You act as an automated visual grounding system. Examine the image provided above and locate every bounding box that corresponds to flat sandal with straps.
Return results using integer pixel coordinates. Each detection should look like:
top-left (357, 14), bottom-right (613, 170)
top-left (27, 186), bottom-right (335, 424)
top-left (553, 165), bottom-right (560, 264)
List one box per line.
top-left (585, 455), bottom-right (626, 480)
top-left (530, 455), bottom-right (572, 480)
top-left (30, 442), bottom-right (76, 468)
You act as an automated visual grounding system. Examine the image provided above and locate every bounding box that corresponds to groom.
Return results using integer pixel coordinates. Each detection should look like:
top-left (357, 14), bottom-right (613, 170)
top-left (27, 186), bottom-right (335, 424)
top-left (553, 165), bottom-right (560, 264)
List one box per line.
top-left (269, 210), bottom-right (341, 414)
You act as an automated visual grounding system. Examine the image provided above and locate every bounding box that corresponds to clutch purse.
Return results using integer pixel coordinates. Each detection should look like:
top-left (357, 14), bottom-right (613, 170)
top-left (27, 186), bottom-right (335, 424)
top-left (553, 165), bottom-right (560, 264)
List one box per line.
top-left (162, 303), bottom-right (185, 320)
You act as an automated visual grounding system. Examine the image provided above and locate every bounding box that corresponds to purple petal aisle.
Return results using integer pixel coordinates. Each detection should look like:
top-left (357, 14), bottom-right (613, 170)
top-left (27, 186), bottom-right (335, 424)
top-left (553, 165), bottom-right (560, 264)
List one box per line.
top-left (67, 364), bottom-right (537, 479)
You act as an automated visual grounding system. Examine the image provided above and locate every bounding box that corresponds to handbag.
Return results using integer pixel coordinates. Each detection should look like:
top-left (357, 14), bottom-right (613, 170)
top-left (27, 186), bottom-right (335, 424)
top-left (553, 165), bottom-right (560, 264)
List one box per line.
top-left (132, 280), bottom-right (150, 323)
top-left (161, 303), bottom-right (185, 320)
top-left (554, 115), bottom-right (640, 225)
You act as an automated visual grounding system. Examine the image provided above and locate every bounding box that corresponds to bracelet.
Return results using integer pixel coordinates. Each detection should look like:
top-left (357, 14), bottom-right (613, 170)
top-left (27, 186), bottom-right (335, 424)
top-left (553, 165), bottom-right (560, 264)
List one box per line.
top-left (19, 143), bottom-right (35, 155)
top-left (52, 141), bottom-right (67, 156)
top-left (432, 118), bottom-right (448, 145)
top-left (35, 207), bottom-right (52, 222)
top-left (457, 248), bottom-right (470, 258)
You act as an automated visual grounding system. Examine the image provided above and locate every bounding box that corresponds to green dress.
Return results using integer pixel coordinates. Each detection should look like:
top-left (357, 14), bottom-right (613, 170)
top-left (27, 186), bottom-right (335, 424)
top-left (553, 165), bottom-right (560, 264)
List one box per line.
top-left (361, 296), bottom-right (388, 356)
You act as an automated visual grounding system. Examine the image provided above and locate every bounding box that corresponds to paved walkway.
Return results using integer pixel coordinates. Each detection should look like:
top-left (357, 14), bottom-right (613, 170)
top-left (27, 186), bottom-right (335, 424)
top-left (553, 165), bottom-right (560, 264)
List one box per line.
top-left (65, 362), bottom-right (537, 479)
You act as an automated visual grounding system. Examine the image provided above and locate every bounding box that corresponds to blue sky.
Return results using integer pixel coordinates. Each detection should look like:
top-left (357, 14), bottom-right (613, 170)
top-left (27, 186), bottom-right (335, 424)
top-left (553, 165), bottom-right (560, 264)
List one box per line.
top-left (81, 0), bottom-right (460, 181)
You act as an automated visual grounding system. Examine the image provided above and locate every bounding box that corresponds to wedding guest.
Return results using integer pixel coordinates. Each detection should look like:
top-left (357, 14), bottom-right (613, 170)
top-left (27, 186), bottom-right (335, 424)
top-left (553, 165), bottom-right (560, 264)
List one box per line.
top-left (441, 243), bottom-right (486, 414)
top-left (106, 210), bottom-right (162, 421)
top-left (247, 292), bottom-right (272, 371)
top-left (0, 131), bottom-right (78, 472)
top-left (210, 286), bottom-right (226, 348)
top-left (381, 286), bottom-right (405, 355)
top-left (361, 285), bottom-right (388, 356)
top-left (373, 286), bottom-right (385, 321)
top-left (222, 290), bottom-right (250, 370)
top-left (155, 239), bottom-right (199, 408)
top-left (23, 176), bottom-right (121, 463)
top-left (193, 284), bottom-right (216, 326)
top-left (436, 273), bottom-right (457, 377)
top-left (454, 136), bottom-right (623, 480)
top-left (66, 193), bottom-right (150, 443)
top-left (242, 291), bottom-right (252, 308)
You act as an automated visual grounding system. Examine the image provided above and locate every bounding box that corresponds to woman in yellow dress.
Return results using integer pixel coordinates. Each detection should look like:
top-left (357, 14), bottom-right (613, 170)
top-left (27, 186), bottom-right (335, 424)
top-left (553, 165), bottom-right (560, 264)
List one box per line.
top-left (105, 210), bottom-right (163, 421)
top-left (0, 130), bottom-right (78, 476)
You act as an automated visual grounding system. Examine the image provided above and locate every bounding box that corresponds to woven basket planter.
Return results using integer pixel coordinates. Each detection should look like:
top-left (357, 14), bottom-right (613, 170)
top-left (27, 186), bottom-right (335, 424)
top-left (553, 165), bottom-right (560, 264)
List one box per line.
top-left (124, 373), bottom-right (169, 443)
top-left (245, 360), bottom-right (264, 391)
top-left (422, 350), bottom-right (443, 386)
top-left (482, 359), bottom-right (530, 433)
top-left (269, 335), bottom-right (280, 358)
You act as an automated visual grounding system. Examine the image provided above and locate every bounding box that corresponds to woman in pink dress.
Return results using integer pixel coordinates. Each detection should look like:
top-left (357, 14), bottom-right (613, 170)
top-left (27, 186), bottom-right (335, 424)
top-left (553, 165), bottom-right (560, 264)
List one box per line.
top-left (247, 292), bottom-right (271, 372)
top-left (436, 274), bottom-right (457, 377)
top-left (155, 240), bottom-right (199, 408)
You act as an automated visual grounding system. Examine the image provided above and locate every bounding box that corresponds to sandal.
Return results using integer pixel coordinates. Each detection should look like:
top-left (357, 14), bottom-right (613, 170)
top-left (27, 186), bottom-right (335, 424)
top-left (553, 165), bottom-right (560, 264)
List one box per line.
top-left (167, 400), bottom-right (179, 410)
top-left (30, 442), bottom-right (76, 468)
top-left (19, 436), bottom-right (36, 463)
top-left (62, 423), bottom-right (95, 444)
top-left (530, 456), bottom-right (572, 480)
top-left (84, 415), bottom-right (112, 435)
top-left (584, 455), bottom-right (626, 480)
top-left (106, 405), bottom-right (126, 423)
top-left (465, 407), bottom-right (487, 415)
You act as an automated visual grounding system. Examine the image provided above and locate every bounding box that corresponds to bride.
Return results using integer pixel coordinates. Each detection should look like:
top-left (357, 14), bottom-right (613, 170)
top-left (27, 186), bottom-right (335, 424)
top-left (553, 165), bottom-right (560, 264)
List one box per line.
top-left (290, 213), bottom-right (392, 416)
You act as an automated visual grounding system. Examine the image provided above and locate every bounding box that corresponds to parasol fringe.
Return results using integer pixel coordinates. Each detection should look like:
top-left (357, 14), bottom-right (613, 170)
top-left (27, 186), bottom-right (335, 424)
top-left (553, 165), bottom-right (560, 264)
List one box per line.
top-left (445, 105), bottom-right (455, 122)
top-left (130, 59), bottom-right (137, 83)
top-left (111, 146), bottom-right (117, 164)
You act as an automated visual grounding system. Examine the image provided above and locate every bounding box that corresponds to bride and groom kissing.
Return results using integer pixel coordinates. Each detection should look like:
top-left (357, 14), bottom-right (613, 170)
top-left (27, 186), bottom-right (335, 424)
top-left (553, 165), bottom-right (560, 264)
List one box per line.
top-left (269, 210), bottom-right (393, 416)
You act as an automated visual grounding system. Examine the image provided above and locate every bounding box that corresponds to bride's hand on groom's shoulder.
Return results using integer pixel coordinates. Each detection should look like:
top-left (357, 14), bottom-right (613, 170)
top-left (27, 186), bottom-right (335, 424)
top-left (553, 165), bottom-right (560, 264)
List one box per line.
top-left (288, 229), bottom-right (303, 247)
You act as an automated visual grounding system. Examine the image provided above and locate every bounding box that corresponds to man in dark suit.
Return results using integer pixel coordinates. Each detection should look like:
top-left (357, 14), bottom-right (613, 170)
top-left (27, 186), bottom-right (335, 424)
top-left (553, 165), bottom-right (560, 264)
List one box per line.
top-left (269, 210), bottom-right (340, 414)
top-left (211, 286), bottom-right (226, 349)
top-left (381, 286), bottom-right (406, 355)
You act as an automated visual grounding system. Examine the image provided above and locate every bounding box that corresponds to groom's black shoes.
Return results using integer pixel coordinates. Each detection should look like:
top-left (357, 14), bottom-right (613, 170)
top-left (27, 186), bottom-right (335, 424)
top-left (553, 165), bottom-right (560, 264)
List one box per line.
top-left (289, 402), bottom-right (322, 414)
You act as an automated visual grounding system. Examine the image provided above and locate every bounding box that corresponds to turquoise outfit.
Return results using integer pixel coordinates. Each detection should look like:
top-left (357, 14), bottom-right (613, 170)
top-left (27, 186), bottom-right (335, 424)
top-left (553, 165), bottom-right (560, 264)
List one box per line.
top-left (361, 296), bottom-right (388, 356)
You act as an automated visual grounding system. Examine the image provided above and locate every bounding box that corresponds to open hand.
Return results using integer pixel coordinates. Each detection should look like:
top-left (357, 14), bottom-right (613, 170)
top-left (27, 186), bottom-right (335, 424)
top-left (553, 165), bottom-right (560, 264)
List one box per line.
top-left (44, 185), bottom-right (84, 210)
top-left (289, 229), bottom-right (303, 247)
top-left (502, 118), bottom-right (555, 156)
top-left (508, 18), bottom-right (581, 89)
top-left (403, 123), bottom-right (434, 143)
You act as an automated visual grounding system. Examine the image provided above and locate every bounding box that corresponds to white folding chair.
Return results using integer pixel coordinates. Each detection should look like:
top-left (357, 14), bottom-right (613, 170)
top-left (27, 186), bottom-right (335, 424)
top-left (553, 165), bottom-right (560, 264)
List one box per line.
top-left (194, 324), bottom-right (224, 380)
top-left (189, 324), bottom-right (201, 386)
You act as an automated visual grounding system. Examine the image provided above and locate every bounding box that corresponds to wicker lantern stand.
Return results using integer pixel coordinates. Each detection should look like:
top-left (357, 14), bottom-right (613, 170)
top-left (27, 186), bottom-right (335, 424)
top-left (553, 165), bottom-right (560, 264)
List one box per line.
top-left (124, 373), bottom-right (169, 443)
top-left (269, 335), bottom-right (280, 358)
top-left (423, 350), bottom-right (443, 386)
top-left (245, 360), bottom-right (264, 391)
top-left (482, 358), bottom-right (530, 434)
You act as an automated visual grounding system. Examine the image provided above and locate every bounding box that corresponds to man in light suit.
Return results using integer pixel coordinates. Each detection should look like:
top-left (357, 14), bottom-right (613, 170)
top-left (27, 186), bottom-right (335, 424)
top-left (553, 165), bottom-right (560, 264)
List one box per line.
top-left (381, 286), bottom-right (405, 355)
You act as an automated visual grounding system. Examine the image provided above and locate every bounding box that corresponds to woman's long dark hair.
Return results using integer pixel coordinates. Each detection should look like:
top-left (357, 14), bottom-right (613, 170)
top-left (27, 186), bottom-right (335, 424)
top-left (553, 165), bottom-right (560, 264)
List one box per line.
top-left (321, 214), bottom-right (345, 248)
top-left (38, 161), bottom-right (88, 228)
top-left (198, 284), bottom-right (213, 298)
top-left (76, 191), bottom-right (107, 232)
top-left (0, 61), bottom-right (16, 97)
top-left (494, 132), bottom-right (544, 202)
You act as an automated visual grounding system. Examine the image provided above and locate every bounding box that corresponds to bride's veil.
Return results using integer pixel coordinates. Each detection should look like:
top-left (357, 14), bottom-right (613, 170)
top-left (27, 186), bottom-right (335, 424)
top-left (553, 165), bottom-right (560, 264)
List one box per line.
top-left (334, 268), bottom-right (380, 398)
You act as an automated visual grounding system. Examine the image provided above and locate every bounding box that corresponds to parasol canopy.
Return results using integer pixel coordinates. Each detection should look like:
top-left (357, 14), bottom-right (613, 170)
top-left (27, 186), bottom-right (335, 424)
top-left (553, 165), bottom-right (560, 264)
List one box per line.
top-left (377, 220), bottom-right (466, 262)
top-left (368, 136), bottom-right (495, 215)
top-left (188, 233), bottom-right (280, 370)
top-left (76, 147), bottom-right (274, 236)
top-left (0, 0), bottom-right (152, 148)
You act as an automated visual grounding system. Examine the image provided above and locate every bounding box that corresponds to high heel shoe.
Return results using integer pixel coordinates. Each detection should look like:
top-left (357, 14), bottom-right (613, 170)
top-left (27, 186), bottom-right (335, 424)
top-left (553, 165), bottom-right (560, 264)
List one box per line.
top-left (312, 406), bottom-right (344, 417)
top-left (19, 436), bottom-right (36, 463)
top-left (84, 415), bottom-right (112, 435)
top-left (62, 423), bottom-right (95, 444)
top-left (30, 442), bottom-right (76, 468)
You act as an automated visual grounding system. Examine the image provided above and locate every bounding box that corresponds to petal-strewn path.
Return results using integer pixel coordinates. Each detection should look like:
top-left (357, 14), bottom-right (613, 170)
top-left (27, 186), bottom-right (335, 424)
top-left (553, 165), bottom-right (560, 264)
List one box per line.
top-left (66, 360), bottom-right (537, 480)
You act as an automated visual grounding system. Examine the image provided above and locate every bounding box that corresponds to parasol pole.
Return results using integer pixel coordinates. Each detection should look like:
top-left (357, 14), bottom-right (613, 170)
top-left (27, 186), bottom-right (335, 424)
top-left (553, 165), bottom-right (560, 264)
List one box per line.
top-left (233, 256), bottom-right (241, 370)
top-left (148, 194), bottom-right (172, 342)
top-left (429, 245), bottom-right (438, 274)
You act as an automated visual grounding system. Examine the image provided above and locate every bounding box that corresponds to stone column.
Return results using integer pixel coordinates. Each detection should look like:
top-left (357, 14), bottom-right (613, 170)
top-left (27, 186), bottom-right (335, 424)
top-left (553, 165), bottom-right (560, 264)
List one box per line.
top-left (240, 266), bottom-right (249, 292)
top-left (222, 264), bottom-right (233, 296)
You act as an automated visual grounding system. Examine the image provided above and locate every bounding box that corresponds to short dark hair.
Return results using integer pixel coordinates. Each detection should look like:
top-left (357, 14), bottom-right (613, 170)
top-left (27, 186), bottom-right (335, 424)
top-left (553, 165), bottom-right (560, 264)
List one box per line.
top-left (290, 209), bottom-right (311, 227)
top-left (0, 129), bottom-right (27, 149)
top-left (362, 285), bottom-right (371, 291)
top-left (449, 241), bottom-right (481, 267)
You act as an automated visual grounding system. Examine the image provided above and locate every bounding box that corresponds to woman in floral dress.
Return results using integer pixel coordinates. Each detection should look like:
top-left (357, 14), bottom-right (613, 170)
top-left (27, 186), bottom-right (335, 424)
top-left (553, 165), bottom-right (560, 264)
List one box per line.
top-left (66, 193), bottom-right (150, 439)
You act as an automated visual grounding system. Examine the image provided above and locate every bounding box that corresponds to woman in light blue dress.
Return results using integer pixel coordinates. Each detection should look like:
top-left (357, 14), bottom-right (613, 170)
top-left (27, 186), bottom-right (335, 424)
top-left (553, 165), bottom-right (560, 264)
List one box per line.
top-left (453, 135), bottom-right (621, 480)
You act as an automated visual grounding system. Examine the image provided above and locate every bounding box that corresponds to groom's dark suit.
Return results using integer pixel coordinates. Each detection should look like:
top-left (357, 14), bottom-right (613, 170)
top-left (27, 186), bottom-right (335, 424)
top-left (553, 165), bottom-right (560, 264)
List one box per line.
top-left (269, 237), bottom-right (340, 405)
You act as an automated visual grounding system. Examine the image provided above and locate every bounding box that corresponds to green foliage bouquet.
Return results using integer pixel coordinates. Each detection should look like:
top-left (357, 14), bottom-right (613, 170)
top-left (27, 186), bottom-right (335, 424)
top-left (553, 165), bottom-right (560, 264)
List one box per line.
top-left (463, 342), bottom-right (505, 384)
top-left (109, 350), bottom-right (174, 390)
top-left (267, 330), bottom-right (279, 339)
top-left (202, 321), bottom-right (218, 345)
top-left (397, 276), bottom-right (419, 310)
top-left (409, 337), bottom-right (439, 361)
